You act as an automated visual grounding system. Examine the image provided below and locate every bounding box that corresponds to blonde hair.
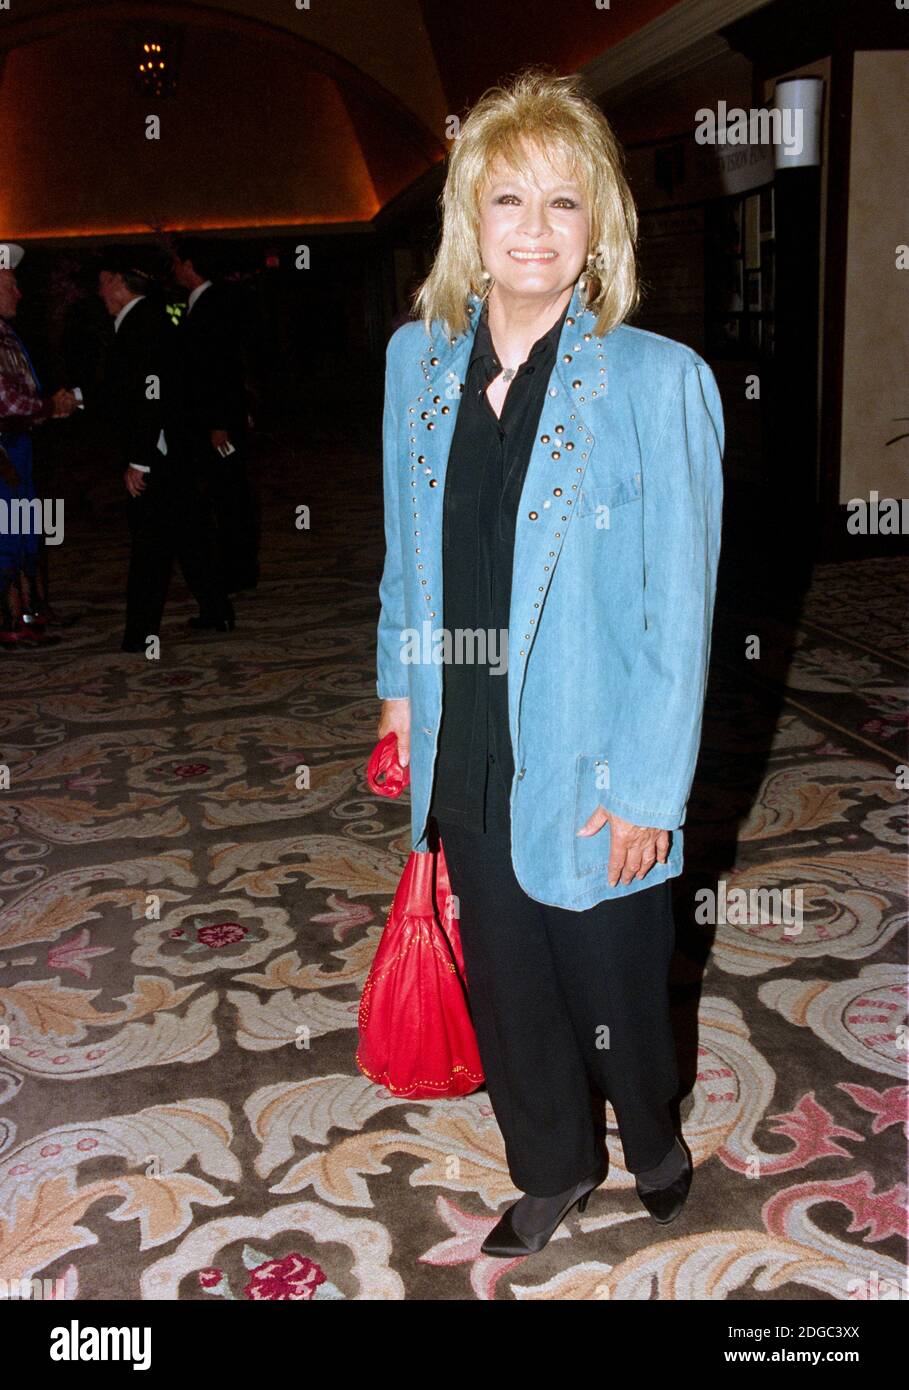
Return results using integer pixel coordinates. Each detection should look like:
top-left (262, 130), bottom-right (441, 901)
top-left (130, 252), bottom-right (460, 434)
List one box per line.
top-left (414, 67), bottom-right (640, 341)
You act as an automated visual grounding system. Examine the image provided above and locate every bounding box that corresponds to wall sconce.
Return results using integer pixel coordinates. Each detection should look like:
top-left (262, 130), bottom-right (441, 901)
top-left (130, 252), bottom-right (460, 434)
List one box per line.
top-left (773, 76), bottom-right (824, 170)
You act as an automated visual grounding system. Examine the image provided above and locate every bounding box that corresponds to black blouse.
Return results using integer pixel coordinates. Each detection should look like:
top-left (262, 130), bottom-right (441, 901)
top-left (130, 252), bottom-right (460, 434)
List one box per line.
top-left (428, 295), bottom-right (570, 832)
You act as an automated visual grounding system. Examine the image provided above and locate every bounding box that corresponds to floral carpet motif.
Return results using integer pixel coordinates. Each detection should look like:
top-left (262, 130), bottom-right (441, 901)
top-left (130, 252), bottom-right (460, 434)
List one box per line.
top-left (0, 440), bottom-right (906, 1301)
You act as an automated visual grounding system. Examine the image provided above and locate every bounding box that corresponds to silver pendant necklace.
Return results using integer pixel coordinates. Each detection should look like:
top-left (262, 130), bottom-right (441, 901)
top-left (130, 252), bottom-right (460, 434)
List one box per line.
top-left (484, 304), bottom-right (518, 384)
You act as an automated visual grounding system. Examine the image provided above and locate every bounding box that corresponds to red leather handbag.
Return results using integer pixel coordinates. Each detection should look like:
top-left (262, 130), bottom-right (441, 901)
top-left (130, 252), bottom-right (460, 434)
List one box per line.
top-left (356, 732), bottom-right (484, 1098)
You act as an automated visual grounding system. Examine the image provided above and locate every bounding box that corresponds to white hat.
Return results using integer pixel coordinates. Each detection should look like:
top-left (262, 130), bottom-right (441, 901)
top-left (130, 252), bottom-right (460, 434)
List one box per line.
top-left (0, 243), bottom-right (25, 270)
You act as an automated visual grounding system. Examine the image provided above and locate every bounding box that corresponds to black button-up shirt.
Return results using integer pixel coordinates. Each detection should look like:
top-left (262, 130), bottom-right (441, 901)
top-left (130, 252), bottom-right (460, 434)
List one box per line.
top-left (428, 295), bottom-right (569, 832)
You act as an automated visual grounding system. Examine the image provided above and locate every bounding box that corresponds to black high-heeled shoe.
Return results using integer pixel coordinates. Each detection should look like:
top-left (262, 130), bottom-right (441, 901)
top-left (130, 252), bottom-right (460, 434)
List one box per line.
top-left (635, 1148), bottom-right (692, 1224)
top-left (481, 1163), bottom-right (607, 1258)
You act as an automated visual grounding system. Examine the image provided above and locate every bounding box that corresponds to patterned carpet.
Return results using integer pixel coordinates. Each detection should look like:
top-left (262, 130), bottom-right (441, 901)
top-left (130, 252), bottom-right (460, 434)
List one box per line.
top-left (1, 427), bottom-right (906, 1302)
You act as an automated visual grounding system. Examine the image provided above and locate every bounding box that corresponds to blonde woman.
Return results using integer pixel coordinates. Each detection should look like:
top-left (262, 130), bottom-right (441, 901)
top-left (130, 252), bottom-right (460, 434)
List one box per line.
top-left (376, 69), bottom-right (723, 1257)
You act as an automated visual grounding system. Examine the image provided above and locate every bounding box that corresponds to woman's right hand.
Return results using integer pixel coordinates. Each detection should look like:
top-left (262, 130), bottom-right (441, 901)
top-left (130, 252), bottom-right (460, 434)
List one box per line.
top-left (378, 698), bottom-right (410, 769)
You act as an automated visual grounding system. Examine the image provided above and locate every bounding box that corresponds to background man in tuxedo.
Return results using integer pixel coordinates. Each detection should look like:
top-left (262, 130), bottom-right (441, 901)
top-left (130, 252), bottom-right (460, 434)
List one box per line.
top-left (171, 238), bottom-right (259, 597)
top-left (98, 252), bottom-right (235, 651)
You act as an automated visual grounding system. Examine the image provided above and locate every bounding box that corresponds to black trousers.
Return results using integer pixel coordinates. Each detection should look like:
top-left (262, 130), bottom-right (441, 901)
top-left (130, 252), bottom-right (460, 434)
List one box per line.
top-left (432, 757), bottom-right (680, 1196)
top-left (124, 465), bottom-right (227, 641)
top-left (194, 443), bottom-right (259, 593)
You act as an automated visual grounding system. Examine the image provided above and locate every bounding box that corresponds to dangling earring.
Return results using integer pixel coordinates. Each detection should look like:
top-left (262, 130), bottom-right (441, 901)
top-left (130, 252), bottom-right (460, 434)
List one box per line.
top-left (579, 246), bottom-right (605, 306)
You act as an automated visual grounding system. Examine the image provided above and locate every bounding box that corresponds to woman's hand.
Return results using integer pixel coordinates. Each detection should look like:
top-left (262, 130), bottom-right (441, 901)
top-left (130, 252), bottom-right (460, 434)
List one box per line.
top-left (576, 805), bottom-right (670, 887)
top-left (378, 698), bottom-right (410, 769)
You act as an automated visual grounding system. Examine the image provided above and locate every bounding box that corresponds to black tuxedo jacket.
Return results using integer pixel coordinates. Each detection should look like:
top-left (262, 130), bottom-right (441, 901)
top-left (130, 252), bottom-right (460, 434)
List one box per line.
top-left (176, 284), bottom-right (248, 446)
top-left (104, 296), bottom-right (180, 472)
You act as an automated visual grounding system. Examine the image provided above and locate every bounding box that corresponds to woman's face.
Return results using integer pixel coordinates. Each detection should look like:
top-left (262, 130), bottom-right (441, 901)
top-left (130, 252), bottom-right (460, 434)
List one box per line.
top-left (477, 147), bottom-right (590, 304)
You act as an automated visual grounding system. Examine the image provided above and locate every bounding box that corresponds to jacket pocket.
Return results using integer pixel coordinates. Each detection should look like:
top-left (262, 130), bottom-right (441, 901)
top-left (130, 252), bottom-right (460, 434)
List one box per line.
top-left (575, 471), bottom-right (642, 518)
top-left (573, 754), bottom-right (612, 877)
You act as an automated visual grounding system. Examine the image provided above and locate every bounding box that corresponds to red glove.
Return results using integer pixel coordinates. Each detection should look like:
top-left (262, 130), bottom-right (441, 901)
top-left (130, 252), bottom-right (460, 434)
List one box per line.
top-left (366, 731), bottom-right (410, 798)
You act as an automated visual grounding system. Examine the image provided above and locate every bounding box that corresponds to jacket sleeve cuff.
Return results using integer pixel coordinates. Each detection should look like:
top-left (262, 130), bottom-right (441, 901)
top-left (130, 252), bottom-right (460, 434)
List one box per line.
top-left (376, 681), bottom-right (409, 701)
top-left (595, 791), bottom-right (685, 833)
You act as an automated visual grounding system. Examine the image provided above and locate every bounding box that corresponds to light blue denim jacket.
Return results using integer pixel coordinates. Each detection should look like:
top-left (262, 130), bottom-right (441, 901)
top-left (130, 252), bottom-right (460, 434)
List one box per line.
top-left (376, 277), bottom-right (724, 910)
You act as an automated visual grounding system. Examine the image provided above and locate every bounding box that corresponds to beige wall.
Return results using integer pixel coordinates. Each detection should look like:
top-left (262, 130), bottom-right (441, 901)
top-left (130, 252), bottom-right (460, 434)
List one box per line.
top-left (839, 49), bottom-right (909, 504)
